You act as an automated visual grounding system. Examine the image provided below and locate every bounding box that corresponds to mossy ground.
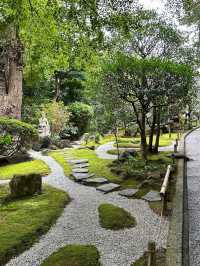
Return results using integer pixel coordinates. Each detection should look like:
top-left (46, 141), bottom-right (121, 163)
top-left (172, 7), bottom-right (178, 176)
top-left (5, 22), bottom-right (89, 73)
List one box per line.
top-left (41, 245), bottom-right (100, 266)
top-left (98, 203), bottom-right (136, 230)
top-left (0, 160), bottom-right (50, 180)
top-left (0, 185), bottom-right (69, 265)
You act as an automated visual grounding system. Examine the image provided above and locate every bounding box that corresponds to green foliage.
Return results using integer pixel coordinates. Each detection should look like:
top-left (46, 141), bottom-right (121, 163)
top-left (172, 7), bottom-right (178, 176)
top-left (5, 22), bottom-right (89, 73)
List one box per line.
top-left (98, 203), bottom-right (137, 230)
top-left (69, 102), bottom-right (94, 137)
top-left (41, 245), bottom-right (100, 266)
top-left (0, 185), bottom-right (69, 265)
top-left (0, 117), bottom-right (38, 158)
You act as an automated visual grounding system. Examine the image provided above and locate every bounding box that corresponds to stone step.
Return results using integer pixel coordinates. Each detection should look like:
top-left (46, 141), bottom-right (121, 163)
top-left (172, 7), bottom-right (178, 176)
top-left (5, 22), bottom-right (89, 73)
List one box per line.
top-left (142, 190), bottom-right (161, 202)
top-left (72, 173), bottom-right (95, 182)
top-left (72, 163), bottom-right (89, 169)
top-left (118, 189), bottom-right (139, 197)
top-left (72, 168), bottom-right (89, 173)
top-left (83, 177), bottom-right (108, 185)
top-left (96, 183), bottom-right (120, 194)
top-left (68, 159), bottom-right (88, 165)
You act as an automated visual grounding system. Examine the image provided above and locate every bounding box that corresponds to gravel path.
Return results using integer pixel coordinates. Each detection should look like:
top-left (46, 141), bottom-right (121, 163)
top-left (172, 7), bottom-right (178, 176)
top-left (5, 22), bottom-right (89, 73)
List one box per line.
top-left (6, 150), bottom-right (169, 266)
top-left (96, 141), bottom-right (174, 160)
top-left (186, 128), bottom-right (200, 266)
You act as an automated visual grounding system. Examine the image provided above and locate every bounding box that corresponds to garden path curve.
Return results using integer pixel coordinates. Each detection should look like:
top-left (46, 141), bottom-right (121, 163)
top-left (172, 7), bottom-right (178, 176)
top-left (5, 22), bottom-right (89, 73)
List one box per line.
top-left (95, 141), bottom-right (174, 160)
top-left (6, 150), bottom-right (169, 266)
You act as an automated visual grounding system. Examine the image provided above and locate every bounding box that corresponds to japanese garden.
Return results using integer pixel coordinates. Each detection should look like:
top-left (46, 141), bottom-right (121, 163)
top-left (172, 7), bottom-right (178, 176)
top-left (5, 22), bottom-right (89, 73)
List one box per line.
top-left (0, 0), bottom-right (200, 266)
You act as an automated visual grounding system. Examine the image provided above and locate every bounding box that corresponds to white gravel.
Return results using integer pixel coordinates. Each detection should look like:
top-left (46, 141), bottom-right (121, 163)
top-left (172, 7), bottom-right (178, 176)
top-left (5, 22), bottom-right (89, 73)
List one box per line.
top-left (6, 150), bottom-right (169, 266)
top-left (95, 141), bottom-right (174, 160)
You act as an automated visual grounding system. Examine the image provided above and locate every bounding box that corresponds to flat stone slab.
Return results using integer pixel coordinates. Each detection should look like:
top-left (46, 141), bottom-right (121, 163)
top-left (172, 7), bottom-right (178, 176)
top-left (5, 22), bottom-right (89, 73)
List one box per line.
top-left (83, 177), bottom-right (108, 185)
top-left (72, 163), bottom-right (89, 168)
top-left (96, 183), bottom-right (120, 193)
top-left (118, 189), bottom-right (139, 197)
top-left (72, 168), bottom-right (89, 173)
top-left (0, 180), bottom-right (10, 186)
top-left (68, 159), bottom-right (88, 164)
top-left (72, 173), bottom-right (95, 182)
top-left (142, 190), bottom-right (161, 202)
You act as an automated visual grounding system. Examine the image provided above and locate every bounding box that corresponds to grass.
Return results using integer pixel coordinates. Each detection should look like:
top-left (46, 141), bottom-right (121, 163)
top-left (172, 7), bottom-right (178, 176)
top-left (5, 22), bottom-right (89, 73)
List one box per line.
top-left (41, 245), bottom-right (100, 266)
top-left (0, 160), bottom-right (50, 180)
top-left (0, 185), bottom-right (69, 265)
top-left (114, 143), bottom-right (140, 148)
top-left (98, 203), bottom-right (136, 230)
top-left (50, 148), bottom-right (121, 183)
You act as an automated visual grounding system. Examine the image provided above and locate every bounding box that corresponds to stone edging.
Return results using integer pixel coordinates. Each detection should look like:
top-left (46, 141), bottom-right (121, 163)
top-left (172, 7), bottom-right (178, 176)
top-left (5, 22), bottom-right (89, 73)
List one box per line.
top-left (166, 127), bottom-right (200, 266)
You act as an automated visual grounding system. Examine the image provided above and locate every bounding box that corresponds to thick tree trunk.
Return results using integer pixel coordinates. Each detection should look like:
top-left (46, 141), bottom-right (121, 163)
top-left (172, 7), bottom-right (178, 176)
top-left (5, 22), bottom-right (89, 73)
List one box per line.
top-left (148, 106), bottom-right (156, 153)
top-left (0, 27), bottom-right (23, 119)
top-left (140, 112), bottom-right (147, 161)
top-left (154, 107), bottom-right (161, 153)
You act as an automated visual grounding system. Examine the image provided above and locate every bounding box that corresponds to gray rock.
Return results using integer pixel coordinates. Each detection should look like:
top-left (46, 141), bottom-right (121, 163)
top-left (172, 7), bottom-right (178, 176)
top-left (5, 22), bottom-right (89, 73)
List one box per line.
top-left (83, 177), bottom-right (108, 185)
top-left (142, 190), bottom-right (161, 202)
top-left (96, 183), bottom-right (120, 193)
top-left (68, 159), bottom-right (88, 164)
top-left (72, 173), bottom-right (95, 182)
top-left (118, 189), bottom-right (138, 197)
top-left (72, 168), bottom-right (89, 173)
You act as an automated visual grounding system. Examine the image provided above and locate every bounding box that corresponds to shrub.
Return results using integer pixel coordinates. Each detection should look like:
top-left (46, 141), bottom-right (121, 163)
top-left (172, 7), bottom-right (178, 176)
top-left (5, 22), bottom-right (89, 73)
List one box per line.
top-left (0, 117), bottom-right (38, 158)
top-left (9, 173), bottom-right (42, 198)
top-left (68, 102), bottom-right (94, 137)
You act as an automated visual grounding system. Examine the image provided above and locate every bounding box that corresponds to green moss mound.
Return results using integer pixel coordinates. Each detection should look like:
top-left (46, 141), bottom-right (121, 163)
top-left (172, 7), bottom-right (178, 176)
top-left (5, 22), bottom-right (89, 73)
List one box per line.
top-left (41, 245), bottom-right (100, 266)
top-left (0, 185), bottom-right (69, 265)
top-left (98, 203), bottom-right (137, 230)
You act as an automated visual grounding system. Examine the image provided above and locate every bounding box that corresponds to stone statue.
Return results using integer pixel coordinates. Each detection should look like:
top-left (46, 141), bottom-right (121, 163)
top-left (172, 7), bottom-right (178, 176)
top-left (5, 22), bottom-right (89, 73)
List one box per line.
top-left (38, 112), bottom-right (51, 138)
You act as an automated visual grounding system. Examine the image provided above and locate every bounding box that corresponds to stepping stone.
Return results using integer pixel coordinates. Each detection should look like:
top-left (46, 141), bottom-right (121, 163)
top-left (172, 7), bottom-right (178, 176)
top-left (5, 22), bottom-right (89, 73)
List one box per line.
top-left (118, 189), bottom-right (139, 197)
top-left (0, 180), bottom-right (10, 186)
top-left (142, 190), bottom-right (161, 202)
top-left (68, 159), bottom-right (88, 165)
top-left (96, 183), bottom-right (120, 194)
top-left (83, 177), bottom-right (108, 185)
top-left (72, 168), bottom-right (89, 173)
top-left (72, 173), bottom-right (95, 182)
top-left (73, 163), bottom-right (89, 168)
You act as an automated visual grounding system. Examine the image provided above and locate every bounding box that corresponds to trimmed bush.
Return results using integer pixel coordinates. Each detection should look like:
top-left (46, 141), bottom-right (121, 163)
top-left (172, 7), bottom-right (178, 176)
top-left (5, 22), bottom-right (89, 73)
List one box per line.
top-left (9, 173), bottom-right (42, 198)
top-left (0, 117), bottom-right (38, 158)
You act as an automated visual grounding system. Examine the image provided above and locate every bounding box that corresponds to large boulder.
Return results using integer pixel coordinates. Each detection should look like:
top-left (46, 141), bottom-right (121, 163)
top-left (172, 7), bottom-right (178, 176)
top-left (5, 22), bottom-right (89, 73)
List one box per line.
top-left (9, 173), bottom-right (42, 198)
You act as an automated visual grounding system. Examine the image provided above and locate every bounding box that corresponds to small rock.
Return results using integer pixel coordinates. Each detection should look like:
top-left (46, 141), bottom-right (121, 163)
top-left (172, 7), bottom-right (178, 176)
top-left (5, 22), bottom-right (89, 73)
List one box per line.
top-left (118, 189), bottom-right (138, 197)
top-left (142, 190), bottom-right (161, 202)
top-left (0, 180), bottom-right (10, 186)
top-left (96, 183), bottom-right (120, 193)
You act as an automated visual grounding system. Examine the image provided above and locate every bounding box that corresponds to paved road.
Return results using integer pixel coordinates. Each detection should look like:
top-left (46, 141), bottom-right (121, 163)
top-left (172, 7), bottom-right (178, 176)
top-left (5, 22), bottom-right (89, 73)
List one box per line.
top-left (186, 128), bottom-right (200, 266)
top-left (6, 150), bottom-right (168, 266)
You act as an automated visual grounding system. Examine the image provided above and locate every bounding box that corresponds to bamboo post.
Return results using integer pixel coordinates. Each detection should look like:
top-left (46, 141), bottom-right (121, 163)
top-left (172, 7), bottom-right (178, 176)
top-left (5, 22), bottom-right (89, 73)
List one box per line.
top-left (148, 241), bottom-right (156, 266)
top-left (161, 194), bottom-right (168, 216)
top-left (174, 144), bottom-right (177, 153)
top-left (160, 165), bottom-right (171, 216)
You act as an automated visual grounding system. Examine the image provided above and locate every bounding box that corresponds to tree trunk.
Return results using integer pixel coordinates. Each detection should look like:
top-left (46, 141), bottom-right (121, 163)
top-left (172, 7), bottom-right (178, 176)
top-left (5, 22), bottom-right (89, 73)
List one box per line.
top-left (114, 127), bottom-right (120, 161)
top-left (148, 106), bottom-right (156, 153)
top-left (154, 107), bottom-right (161, 153)
top-left (140, 112), bottom-right (147, 161)
top-left (0, 26), bottom-right (23, 119)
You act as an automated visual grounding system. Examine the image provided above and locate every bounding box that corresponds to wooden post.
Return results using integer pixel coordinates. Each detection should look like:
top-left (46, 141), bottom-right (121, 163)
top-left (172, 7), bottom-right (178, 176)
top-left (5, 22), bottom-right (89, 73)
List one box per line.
top-left (148, 241), bottom-right (156, 266)
top-left (174, 144), bottom-right (177, 153)
top-left (161, 194), bottom-right (167, 216)
top-left (175, 139), bottom-right (178, 147)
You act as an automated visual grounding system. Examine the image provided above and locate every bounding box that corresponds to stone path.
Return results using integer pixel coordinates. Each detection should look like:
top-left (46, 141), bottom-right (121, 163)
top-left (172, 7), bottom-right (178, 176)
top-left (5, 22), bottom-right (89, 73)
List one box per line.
top-left (186, 128), bottom-right (200, 266)
top-left (0, 179), bottom-right (10, 186)
top-left (6, 150), bottom-right (169, 266)
top-left (96, 141), bottom-right (174, 160)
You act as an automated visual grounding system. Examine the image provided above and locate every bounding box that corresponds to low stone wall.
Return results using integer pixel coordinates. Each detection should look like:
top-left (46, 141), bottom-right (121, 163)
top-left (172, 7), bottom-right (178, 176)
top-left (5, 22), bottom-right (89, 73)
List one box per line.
top-left (166, 129), bottom-right (198, 266)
